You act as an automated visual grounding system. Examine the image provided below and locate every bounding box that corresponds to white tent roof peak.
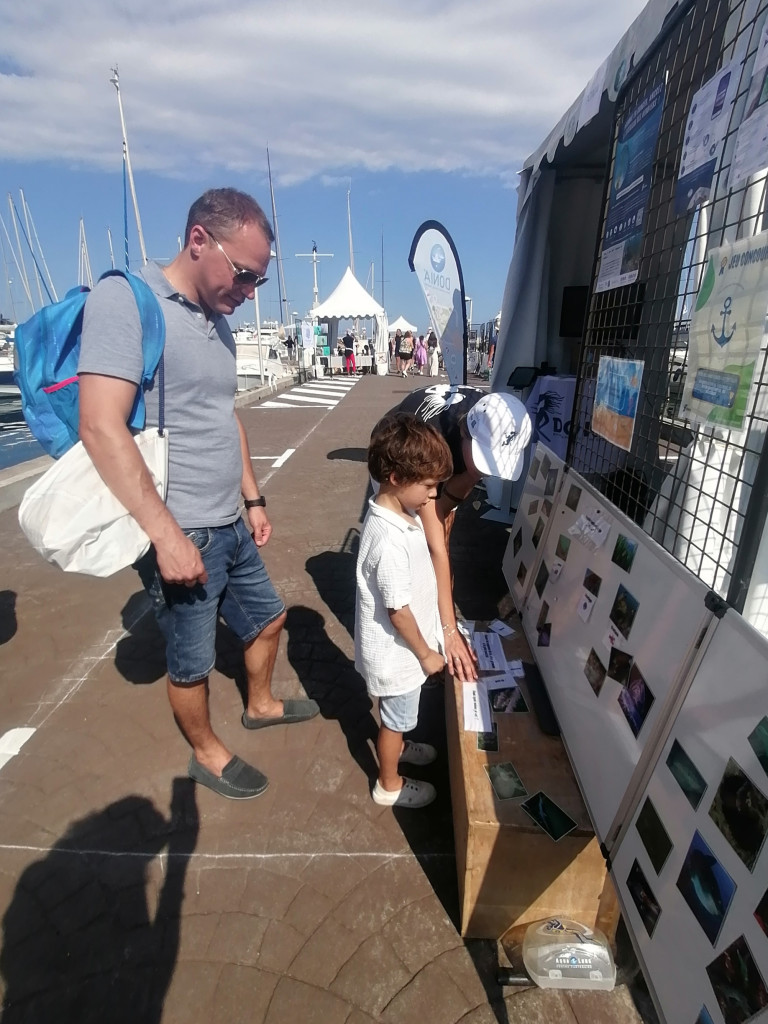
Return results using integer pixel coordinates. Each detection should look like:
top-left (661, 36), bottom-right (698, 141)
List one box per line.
top-left (312, 266), bottom-right (385, 320)
top-left (389, 315), bottom-right (418, 334)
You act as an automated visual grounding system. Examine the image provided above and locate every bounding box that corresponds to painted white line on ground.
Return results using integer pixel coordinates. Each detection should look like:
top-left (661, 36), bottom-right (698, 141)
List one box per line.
top-left (0, 843), bottom-right (454, 863)
top-left (0, 728), bottom-right (36, 770)
top-left (299, 386), bottom-right (352, 396)
top-left (249, 448), bottom-right (295, 467)
top-left (276, 394), bottom-right (338, 406)
top-left (257, 401), bottom-right (346, 490)
top-left (289, 387), bottom-right (344, 395)
top-left (27, 602), bottom-right (152, 733)
top-left (272, 448), bottom-right (295, 468)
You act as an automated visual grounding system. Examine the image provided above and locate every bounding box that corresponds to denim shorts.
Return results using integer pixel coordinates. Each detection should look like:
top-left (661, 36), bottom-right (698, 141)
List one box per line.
top-left (379, 688), bottom-right (421, 733)
top-left (136, 516), bottom-right (286, 685)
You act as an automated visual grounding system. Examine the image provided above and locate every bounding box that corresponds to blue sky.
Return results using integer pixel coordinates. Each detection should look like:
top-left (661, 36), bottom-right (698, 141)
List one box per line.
top-left (0, 0), bottom-right (648, 331)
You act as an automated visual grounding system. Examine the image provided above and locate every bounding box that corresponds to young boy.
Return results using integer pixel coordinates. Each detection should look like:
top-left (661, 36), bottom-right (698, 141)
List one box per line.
top-left (355, 413), bottom-right (454, 808)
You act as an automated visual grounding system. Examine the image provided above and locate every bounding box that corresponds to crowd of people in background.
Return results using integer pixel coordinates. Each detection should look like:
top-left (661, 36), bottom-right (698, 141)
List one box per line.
top-left (281, 324), bottom-right (449, 378)
top-left (390, 329), bottom-right (441, 378)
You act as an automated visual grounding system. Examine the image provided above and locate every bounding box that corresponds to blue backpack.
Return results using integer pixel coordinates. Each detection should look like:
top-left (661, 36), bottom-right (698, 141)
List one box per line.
top-left (13, 270), bottom-right (165, 459)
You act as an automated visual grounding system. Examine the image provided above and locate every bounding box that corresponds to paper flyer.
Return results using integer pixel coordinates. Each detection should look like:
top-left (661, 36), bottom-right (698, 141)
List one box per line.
top-left (462, 681), bottom-right (493, 732)
top-left (680, 230), bottom-right (768, 429)
top-left (488, 619), bottom-right (515, 637)
top-left (592, 356), bottom-right (644, 451)
top-left (473, 631), bottom-right (507, 672)
top-left (578, 591), bottom-right (596, 622)
top-left (484, 672), bottom-right (520, 691)
top-left (568, 509), bottom-right (612, 550)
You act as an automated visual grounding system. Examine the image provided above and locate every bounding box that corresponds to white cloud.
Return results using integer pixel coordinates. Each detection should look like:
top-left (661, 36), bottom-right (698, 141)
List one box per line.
top-left (0, 0), bottom-right (648, 185)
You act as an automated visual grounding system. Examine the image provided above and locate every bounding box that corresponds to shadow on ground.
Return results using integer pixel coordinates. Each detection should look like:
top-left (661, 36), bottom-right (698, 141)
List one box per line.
top-left (327, 447), bottom-right (367, 463)
top-left (284, 603), bottom-right (378, 781)
top-left (0, 589), bottom-right (16, 645)
top-left (0, 778), bottom-right (198, 1024)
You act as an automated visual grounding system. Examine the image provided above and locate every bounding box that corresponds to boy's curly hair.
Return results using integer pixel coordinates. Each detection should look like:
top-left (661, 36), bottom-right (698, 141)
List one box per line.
top-left (368, 412), bottom-right (453, 484)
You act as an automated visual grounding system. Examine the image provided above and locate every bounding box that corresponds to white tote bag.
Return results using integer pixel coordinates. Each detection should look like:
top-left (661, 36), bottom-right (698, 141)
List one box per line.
top-left (18, 428), bottom-right (169, 577)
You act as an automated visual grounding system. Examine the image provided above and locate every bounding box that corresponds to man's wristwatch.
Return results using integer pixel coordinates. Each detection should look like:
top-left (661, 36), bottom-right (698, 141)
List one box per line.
top-left (244, 496), bottom-right (266, 509)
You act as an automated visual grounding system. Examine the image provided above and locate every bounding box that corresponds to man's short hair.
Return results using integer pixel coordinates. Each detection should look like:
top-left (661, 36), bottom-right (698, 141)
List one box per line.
top-left (368, 412), bottom-right (453, 484)
top-left (184, 188), bottom-right (275, 246)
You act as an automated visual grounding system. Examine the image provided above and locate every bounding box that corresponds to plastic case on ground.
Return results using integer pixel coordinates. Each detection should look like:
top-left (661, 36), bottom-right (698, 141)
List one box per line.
top-left (522, 917), bottom-right (616, 990)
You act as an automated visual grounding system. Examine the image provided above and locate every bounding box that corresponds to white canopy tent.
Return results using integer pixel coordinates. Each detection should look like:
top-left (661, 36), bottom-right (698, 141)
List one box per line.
top-left (312, 266), bottom-right (389, 374)
top-left (388, 315), bottom-right (417, 335)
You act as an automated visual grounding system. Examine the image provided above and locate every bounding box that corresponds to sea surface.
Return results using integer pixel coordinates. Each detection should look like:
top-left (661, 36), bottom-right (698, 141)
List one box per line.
top-left (0, 400), bottom-right (44, 471)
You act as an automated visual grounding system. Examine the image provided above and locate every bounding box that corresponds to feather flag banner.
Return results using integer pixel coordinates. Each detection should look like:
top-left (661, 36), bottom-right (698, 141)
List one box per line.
top-left (408, 221), bottom-right (468, 387)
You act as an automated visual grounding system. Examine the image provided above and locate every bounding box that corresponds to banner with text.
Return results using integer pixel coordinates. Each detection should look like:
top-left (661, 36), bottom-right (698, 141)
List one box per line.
top-left (409, 221), bottom-right (467, 386)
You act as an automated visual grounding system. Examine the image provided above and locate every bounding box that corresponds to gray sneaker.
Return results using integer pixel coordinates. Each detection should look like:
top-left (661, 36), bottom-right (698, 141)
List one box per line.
top-left (399, 741), bottom-right (437, 766)
top-left (372, 777), bottom-right (436, 808)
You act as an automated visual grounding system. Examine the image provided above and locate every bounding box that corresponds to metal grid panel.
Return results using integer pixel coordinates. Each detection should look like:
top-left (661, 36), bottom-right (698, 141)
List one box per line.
top-left (568, 0), bottom-right (768, 607)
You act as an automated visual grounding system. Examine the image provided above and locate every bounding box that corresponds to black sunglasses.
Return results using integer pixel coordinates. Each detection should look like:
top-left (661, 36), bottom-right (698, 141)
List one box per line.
top-left (205, 229), bottom-right (268, 288)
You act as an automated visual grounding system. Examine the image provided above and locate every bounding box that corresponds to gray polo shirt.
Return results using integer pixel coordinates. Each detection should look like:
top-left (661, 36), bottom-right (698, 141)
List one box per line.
top-left (79, 262), bottom-right (242, 529)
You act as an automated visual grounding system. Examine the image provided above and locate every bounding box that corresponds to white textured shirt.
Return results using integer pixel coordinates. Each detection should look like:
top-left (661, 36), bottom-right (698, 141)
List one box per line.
top-left (355, 497), bottom-right (441, 696)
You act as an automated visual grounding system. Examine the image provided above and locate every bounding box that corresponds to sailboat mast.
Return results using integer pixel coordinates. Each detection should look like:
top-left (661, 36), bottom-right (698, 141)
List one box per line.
top-left (0, 209), bottom-right (32, 313)
top-left (21, 190), bottom-right (58, 302)
top-left (1, 234), bottom-right (16, 321)
top-left (79, 218), bottom-right (93, 288)
top-left (266, 147), bottom-right (288, 325)
top-left (8, 195), bottom-right (33, 311)
top-left (347, 188), bottom-right (355, 275)
top-left (20, 191), bottom-right (44, 308)
top-left (110, 67), bottom-right (147, 265)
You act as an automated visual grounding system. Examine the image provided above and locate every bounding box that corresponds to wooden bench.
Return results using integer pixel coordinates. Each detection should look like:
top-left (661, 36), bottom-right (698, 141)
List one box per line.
top-left (445, 615), bottom-right (619, 939)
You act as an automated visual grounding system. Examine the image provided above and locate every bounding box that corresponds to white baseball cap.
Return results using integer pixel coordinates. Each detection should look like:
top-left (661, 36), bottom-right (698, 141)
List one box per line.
top-left (466, 392), bottom-right (532, 481)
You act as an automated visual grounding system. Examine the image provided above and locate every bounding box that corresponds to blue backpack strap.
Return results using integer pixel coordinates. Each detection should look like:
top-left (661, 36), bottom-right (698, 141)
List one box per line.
top-left (96, 270), bottom-right (166, 431)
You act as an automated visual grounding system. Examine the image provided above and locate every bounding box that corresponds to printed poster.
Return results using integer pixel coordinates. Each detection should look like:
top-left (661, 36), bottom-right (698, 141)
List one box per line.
top-left (596, 82), bottom-right (665, 293)
top-left (731, 22), bottom-right (768, 188)
top-left (680, 230), bottom-right (768, 430)
top-left (675, 61), bottom-right (739, 215)
top-left (592, 356), bottom-right (644, 451)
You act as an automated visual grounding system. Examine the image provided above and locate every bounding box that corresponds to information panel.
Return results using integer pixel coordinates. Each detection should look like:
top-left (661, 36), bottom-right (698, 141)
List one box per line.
top-left (520, 467), bottom-right (712, 844)
top-left (610, 611), bottom-right (768, 1024)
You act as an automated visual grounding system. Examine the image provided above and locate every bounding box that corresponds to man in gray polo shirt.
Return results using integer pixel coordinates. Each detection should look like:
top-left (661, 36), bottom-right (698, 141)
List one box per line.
top-left (78, 188), bottom-right (318, 800)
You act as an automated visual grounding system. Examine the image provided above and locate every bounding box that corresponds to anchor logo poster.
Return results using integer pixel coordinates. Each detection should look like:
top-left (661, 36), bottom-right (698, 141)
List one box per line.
top-left (681, 230), bottom-right (768, 430)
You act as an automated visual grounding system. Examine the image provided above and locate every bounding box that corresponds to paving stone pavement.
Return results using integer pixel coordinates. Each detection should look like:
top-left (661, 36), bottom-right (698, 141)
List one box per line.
top-left (0, 371), bottom-right (657, 1023)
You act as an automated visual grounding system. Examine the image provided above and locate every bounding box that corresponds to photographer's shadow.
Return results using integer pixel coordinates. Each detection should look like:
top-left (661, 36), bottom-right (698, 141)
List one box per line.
top-left (0, 778), bottom-right (198, 1024)
top-left (284, 604), bottom-right (378, 780)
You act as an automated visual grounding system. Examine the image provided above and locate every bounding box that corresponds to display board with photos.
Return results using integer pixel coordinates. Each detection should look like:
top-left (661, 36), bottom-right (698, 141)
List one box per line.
top-left (501, 443), bottom-right (566, 611)
top-left (609, 610), bottom-right (768, 1024)
top-left (518, 467), bottom-right (712, 845)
